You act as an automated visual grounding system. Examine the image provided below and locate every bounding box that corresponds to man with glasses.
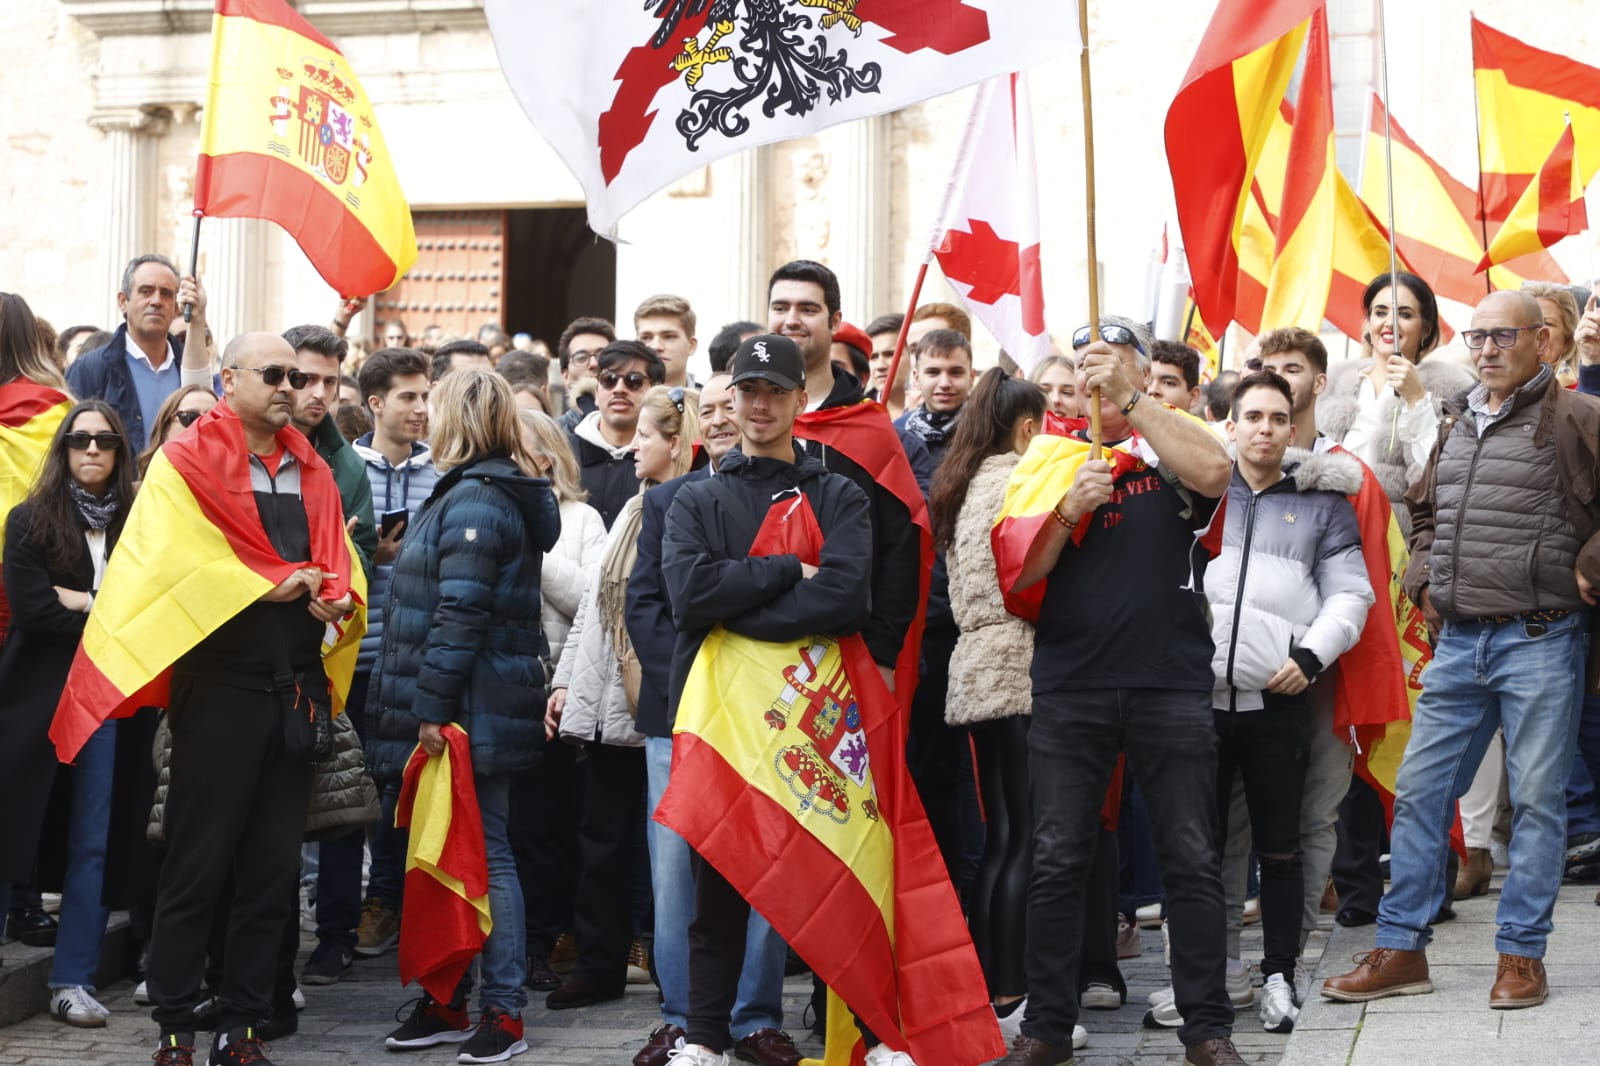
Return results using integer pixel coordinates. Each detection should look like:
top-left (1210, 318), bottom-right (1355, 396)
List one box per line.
top-left (1324, 290), bottom-right (1600, 1012)
top-left (142, 332), bottom-right (357, 1066)
top-left (564, 339), bottom-right (666, 528)
top-left (997, 314), bottom-right (1239, 1066)
top-left (557, 317), bottom-right (618, 431)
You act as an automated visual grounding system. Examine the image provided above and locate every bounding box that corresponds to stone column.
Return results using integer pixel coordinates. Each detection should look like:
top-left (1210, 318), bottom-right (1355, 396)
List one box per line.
top-left (825, 114), bottom-right (890, 322)
top-left (724, 144), bottom-right (771, 321)
top-left (202, 217), bottom-right (266, 344)
top-left (90, 109), bottom-right (165, 324)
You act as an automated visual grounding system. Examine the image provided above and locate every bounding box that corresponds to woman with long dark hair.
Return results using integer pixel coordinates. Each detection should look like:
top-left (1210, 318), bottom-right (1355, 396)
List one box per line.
top-left (930, 368), bottom-right (1097, 1048)
top-left (0, 400), bottom-right (134, 1026)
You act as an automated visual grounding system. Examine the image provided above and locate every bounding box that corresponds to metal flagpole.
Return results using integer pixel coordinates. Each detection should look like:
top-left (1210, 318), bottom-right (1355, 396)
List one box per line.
top-left (183, 209), bottom-right (203, 323)
top-left (1377, 0), bottom-right (1405, 395)
top-left (1078, 0), bottom-right (1103, 456)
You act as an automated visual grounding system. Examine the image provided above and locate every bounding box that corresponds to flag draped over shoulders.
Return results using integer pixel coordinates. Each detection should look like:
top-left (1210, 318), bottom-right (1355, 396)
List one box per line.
top-left (395, 724), bottom-right (491, 1004)
top-left (657, 483), bottom-right (998, 1066)
top-left (0, 378), bottom-right (71, 561)
top-left (49, 402), bottom-right (364, 763)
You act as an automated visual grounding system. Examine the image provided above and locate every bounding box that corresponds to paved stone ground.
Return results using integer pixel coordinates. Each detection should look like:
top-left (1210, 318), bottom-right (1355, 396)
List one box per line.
top-left (1289, 875), bottom-right (1600, 1066)
top-left (0, 911), bottom-right (1304, 1065)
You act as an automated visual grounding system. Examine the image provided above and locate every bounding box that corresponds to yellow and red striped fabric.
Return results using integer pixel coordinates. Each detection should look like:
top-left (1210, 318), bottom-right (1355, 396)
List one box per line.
top-left (196, 0), bottom-right (416, 296)
top-left (1478, 124), bottom-right (1589, 272)
top-left (395, 724), bottom-right (492, 1004)
top-left (49, 402), bottom-right (365, 763)
top-left (1167, 0), bottom-right (1321, 336)
top-left (1472, 17), bottom-right (1600, 226)
top-left (1361, 93), bottom-right (1559, 302)
top-left (0, 378), bottom-right (70, 561)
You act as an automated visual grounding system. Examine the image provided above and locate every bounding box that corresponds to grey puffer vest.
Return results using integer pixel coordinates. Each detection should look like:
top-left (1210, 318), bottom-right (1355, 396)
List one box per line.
top-left (1430, 373), bottom-right (1583, 619)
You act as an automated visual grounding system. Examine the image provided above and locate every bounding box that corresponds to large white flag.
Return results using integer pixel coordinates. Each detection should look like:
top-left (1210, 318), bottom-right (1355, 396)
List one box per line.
top-left (930, 71), bottom-right (1049, 371)
top-left (484, 0), bottom-right (1079, 237)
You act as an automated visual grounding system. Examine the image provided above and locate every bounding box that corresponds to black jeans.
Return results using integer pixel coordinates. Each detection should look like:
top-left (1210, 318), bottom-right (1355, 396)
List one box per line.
top-left (1213, 698), bottom-right (1310, 980)
top-left (971, 716), bottom-right (1031, 996)
top-left (572, 742), bottom-right (647, 987)
top-left (906, 628), bottom-right (965, 883)
top-left (1023, 688), bottom-right (1232, 1048)
top-left (147, 677), bottom-right (312, 1034)
top-left (512, 732), bottom-right (583, 957)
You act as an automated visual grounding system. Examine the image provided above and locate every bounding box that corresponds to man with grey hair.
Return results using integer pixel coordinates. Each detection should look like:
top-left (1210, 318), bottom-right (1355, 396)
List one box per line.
top-left (1324, 289), bottom-right (1600, 1012)
top-left (66, 253), bottom-right (215, 451)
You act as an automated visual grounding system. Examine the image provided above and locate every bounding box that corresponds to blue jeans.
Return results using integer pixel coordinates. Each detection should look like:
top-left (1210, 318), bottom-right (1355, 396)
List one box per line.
top-left (645, 736), bottom-right (786, 1037)
top-left (1377, 614), bottom-right (1587, 958)
top-left (367, 777), bottom-right (405, 907)
top-left (50, 721), bottom-right (116, 989)
top-left (475, 773), bottom-right (527, 1012)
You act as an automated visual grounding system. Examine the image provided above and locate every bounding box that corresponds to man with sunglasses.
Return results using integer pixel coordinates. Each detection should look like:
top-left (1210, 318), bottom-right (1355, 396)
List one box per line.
top-left (998, 315), bottom-right (1237, 1066)
top-left (557, 317), bottom-right (617, 431)
top-left (1324, 289), bottom-right (1600, 1012)
top-left (564, 339), bottom-right (666, 528)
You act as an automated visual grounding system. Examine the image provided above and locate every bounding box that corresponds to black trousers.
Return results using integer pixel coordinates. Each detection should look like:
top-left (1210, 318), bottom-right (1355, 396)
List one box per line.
top-left (147, 678), bottom-right (312, 1034)
top-left (1213, 699), bottom-right (1310, 980)
top-left (906, 628), bottom-right (966, 885)
top-left (572, 742), bottom-right (647, 987)
top-left (1332, 775), bottom-right (1387, 917)
top-left (513, 732), bottom-right (582, 956)
top-left (970, 717), bottom-right (1031, 997)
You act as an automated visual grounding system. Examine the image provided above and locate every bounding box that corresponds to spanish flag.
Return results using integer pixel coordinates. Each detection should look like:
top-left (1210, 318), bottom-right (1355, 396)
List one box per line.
top-left (0, 378), bottom-right (70, 561)
top-left (1472, 17), bottom-right (1600, 225)
top-left (1361, 93), bottom-right (1560, 303)
top-left (1181, 293), bottom-right (1222, 384)
top-left (196, 0), bottom-right (417, 297)
top-left (1477, 123), bottom-right (1590, 272)
top-left (49, 402), bottom-right (364, 763)
top-left (657, 491), bottom-right (1000, 1066)
top-left (395, 725), bottom-right (492, 1004)
top-left (1167, 0), bottom-right (1321, 336)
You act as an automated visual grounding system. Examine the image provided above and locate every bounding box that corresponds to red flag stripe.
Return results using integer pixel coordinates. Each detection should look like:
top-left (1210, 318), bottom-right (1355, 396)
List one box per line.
top-left (215, 0), bottom-right (340, 52)
top-left (0, 380), bottom-right (70, 427)
top-left (1471, 18), bottom-right (1600, 109)
top-left (1536, 126), bottom-right (1587, 247)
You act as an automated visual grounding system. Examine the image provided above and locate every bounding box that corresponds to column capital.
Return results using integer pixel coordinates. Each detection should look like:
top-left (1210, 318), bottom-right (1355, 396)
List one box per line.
top-left (88, 107), bottom-right (169, 136)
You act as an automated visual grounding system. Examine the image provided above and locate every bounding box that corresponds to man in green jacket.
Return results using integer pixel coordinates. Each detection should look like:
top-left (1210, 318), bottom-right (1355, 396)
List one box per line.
top-left (284, 325), bottom-right (377, 581)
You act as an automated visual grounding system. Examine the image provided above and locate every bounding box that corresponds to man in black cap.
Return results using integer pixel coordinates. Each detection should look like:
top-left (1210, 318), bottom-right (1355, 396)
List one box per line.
top-left (659, 334), bottom-right (884, 1066)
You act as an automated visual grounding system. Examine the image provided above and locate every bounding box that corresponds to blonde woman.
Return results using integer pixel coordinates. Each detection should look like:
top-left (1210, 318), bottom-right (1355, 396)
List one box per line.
top-left (518, 409), bottom-right (607, 667)
top-left (544, 385), bottom-right (699, 1010)
top-left (1523, 281), bottom-right (1580, 386)
top-left (1030, 353), bottom-right (1080, 419)
top-left (368, 369), bottom-right (560, 1061)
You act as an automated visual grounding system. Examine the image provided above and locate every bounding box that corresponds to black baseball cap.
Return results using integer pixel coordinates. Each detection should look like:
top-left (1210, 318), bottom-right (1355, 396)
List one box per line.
top-left (729, 334), bottom-right (806, 391)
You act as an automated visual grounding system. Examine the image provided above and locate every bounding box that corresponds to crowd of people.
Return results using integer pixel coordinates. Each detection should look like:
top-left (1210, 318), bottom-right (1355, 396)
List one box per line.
top-left (2, 251), bottom-right (1600, 1066)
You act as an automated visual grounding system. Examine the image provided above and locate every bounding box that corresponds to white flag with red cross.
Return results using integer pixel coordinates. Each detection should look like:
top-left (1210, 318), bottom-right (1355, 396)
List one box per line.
top-left (483, 0), bottom-right (1078, 238)
top-left (931, 72), bottom-right (1050, 372)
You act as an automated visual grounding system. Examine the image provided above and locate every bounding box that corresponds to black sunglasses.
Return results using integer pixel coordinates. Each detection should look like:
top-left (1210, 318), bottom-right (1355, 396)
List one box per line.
top-left (174, 409), bottom-right (204, 428)
top-left (667, 386), bottom-right (687, 412)
top-left (65, 432), bottom-right (123, 451)
top-left (598, 369), bottom-right (650, 392)
top-left (1072, 323), bottom-right (1147, 356)
top-left (235, 365), bottom-right (310, 389)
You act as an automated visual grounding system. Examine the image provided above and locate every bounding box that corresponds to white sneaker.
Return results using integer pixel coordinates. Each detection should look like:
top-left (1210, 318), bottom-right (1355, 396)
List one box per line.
top-left (134, 980), bottom-right (151, 1006)
top-left (292, 986), bottom-right (306, 1010)
top-left (862, 1047), bottom-right (916, 1066)
top-left (50, 987), bottom-right (108, 1028)
top-left (666, 1046), bottom-right (730, 1066)
top-left (1259, 973), bottom-right (1299, 1033)
top-left (1073, 1024), bottom-right (1088, 1050)
top-left (1143, 999), bottom-right (1182, 1029)
top-left (1148, 966), bottom-right (1254, 1009)
top-left (1080, 981), bottom-right (1120, 1010)
top-left (994, 997), bottom-right (1026, 1040)
top-left (1135, 902), bottom-right (1163, 928)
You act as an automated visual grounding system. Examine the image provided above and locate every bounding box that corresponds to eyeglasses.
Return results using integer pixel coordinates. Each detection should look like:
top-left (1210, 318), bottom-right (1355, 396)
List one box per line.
top-left (598, 369), bottom-right (650, 392)
top-left (234, 365), bottom-right (310, 389)
top-left (65, 432), bottom-right (123, 451)
top-left (568, 348), bottom-right (602, 368)
top-left (1460, 325), bottom-right (1541, 350)
top-left (174, 409), bottom-right (204, 428)
top-left (1072, 323), bottom-right (1147, 356)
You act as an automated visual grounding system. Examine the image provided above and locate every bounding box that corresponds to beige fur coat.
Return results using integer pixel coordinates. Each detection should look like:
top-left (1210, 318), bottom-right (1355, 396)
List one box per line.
top-left (945, 452), bottom-right (1035, 726)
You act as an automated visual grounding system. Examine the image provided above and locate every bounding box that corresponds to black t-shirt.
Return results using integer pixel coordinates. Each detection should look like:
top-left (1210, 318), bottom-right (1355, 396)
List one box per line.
top-left (1031, 450), bottom-right (1218, 695)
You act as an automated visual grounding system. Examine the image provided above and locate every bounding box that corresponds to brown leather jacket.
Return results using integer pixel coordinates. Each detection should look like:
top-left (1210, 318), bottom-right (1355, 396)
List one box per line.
top-left (1404, 372), bottom-right (1600, 692)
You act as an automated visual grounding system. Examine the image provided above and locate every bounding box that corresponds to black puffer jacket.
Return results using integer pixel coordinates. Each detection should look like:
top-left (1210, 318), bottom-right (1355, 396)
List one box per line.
top-left (365, 455), bottom-right (561, 780)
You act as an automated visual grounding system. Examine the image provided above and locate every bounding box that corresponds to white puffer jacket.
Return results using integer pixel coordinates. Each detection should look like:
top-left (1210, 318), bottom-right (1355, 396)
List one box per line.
top-left (1207, 448), bottom-right (1375, 712)
top-left (541, 498), bottom-right (608, 667)
top-left (553, 497), bottom-right (645, 748)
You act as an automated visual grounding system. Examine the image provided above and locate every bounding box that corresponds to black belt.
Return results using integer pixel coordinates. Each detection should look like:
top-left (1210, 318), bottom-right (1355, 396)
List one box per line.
top-left (1462, 608), bottom-right (1575, 626)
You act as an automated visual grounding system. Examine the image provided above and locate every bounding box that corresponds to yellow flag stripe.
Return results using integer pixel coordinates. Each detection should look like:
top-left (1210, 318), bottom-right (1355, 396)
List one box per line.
top-left (1477, 71), bottom-right (1600, 178)
top-left (0, 401), bottom-right (69, 559)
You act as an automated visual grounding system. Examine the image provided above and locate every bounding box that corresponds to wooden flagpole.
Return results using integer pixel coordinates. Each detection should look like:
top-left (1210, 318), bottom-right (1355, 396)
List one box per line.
top-left (880, 261), bottom-right (928, 416)
top-left (1078, 0), bottom-right (1103, 456)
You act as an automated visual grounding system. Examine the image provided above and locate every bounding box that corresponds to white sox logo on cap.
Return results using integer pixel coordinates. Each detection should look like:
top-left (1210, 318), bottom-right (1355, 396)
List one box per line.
top-left (753, 340), bottom-right (770, 362)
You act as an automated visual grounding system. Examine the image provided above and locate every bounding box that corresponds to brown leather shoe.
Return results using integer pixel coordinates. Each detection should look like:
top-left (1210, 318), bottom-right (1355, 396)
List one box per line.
top-left (1320, 947), bottom-right (1433, 1002)
top-left (633, 1023), bottom-right (686, 1066)
top-left (1116, 916), bottom-right (1142, 959)
top-left (734, 1027), bottom-right (802, 1066)
top-left (1183, 1036), bottom-right (1246, 1066)
top-left (1489, 953), bottom-right (1547, 1009)
top-left (993, 1035), bottom-right (1075, 1065)
top-left (1320, 879), bottom-right (1339, 914)
top-left (1454, 847), bottom-right (1493, 898)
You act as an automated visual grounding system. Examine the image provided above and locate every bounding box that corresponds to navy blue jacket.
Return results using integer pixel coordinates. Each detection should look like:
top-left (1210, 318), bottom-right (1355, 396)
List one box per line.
top-left (365, 455), bottom-right (561, 780)
top-left (626, 466), bottom-right (710, 738)
top-left (66, 324), bottom-right (187, 452)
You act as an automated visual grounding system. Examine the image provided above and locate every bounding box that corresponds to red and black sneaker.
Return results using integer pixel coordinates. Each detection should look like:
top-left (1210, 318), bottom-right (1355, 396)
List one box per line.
top-left (385, 994), bottom-right (475, 1050)
top-left (457, 1007), bottom-right (529, 1064)
top-left (153, 1032), bottom-right (196, 1066)
top-left (207, 1026), bottom-right (273, 1065)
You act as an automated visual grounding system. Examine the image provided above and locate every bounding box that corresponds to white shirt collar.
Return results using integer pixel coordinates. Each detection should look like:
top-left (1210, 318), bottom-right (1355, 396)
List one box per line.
top-left (124, 332), bottom-right (176, 373)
